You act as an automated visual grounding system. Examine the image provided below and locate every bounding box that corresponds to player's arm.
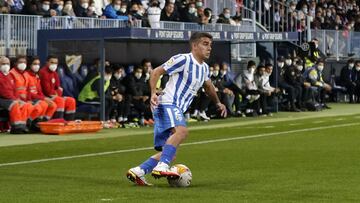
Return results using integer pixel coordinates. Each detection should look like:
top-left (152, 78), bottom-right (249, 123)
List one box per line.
top-left (203, 79), bottom-right (227, 118)
top-left (149, 66), bottom-right (166, 108)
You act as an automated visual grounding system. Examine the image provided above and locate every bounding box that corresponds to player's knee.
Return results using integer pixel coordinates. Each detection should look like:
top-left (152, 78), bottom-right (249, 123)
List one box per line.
top-left (177, 127), bottom-right (188, 139)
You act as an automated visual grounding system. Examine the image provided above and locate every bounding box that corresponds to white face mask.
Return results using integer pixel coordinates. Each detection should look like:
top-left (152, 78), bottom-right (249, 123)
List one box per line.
top-left (31, 64), bottom-right (40, 73)
top-left (303, 8), bottom-right (308, 14)
top-left (145, 72), bottom-right (150, 81)
top-left (285, 59), bottom-right (292, 66)
top-left (290, 6), bottom-right (296, 11)
top-left (120, 7), bottom-right (126, 13)
top-left (114, 73), bottom-right (122, 80)
top-left (135, 73), bottom-right (142, 79)
top-left (49, 64), bottom-right (58, 72)
top-left (64, 4), bottom-right (72, 10)
top-left (88, 6), bottom-right (95, 12)
top-left (189, 7), bottom-right (196, 14)
top-left (224, 13), bottom-right (230, 19)
top-left (81, 3), bottom-right (89, 9)
top-left (114, 5), bottom-right (121, 11)
top-left (58, 5), bottom-right (63, 11)
top-left (297, 65), bottom-right (303, 71)
top-left (317, 65), bottom-right (324, 72)
top-left (356, 66), bottom-right (360, 71)
top-left (213, 70), bottom-right (219, 77)
top-left (209, 71), bottom-right (213, 76)
top-left (105, 75), bottom-right (112, 81)
top-left (278, 62), bottom-right (284, 68)
top-left (349, 63), bottom-right (355, 69)
top-left (196, 2), bottom-right (203, 7)
top-left (220, 70), bottom-right (227, 76)
top-left (42, 4), bottom-right (50, 11)
top-left (249, 68), bottom-right (255, 74)
top-left (17, 63), bottom-right (27, 71)
top-left (0, 64), bottom-right (10, 75)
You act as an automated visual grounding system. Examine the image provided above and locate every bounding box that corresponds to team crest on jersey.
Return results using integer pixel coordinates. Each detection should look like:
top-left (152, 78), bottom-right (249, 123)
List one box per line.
top-left (51, 78), bottom-right (55, 84)
top-left (166, 58), bottom-right (175, 66)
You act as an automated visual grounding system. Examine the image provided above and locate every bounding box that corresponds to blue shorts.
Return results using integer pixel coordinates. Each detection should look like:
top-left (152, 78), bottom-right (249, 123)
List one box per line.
top-left (153, 104), bottom-right (186, 151)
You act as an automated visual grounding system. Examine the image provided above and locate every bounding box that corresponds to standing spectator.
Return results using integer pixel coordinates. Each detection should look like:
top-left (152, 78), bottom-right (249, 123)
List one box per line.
top-left (147, 0), bottom-right (162, 28)
top-left (353, 61), bottom-right (360, 102)
top-left (103, 0), bottom-right (129, 20)
top-left (62, 0), bottom-right (75, 16)
top-left (74, 0), bottom-right (93, 17)
top-left (160, 2), bottom-right (179, 21)
top-left (181, 2), bottom-right (198, 23)
top-left (7, 0), bottom-right (24, 14)
top-left (39, 55), bottom-right (76, 120)
top-left (340, 59), bottom-right (356, 103)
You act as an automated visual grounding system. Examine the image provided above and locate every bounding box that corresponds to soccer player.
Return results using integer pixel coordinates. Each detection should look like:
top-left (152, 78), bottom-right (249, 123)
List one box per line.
top-left (126, 32), bottom-right (227, 186)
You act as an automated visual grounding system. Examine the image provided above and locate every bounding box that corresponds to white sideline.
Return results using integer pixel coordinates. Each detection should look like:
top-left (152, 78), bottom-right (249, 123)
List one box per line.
top-left (0, 122), bottom-right (358, 168)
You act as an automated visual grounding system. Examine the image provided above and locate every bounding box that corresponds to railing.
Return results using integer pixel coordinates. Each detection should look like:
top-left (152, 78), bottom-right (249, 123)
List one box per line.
top-left (311, 29), bottom-right (357, 60)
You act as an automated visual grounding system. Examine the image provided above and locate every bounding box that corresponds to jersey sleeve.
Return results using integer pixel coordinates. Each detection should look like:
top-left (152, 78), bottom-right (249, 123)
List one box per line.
top-left (204, 64), bottom-right (210, 81)
top-left (162, 54), bottom-right (187, 75)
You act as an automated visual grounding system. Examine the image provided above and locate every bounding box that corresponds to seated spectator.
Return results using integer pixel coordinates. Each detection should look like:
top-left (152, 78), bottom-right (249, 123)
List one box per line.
top-left (57, 65), bottom-right (78, 98)
top-left (39, 55), bottom-right (76, 120)
top-left (51, 0), bottom-right (64, 16)
top-left (340, 58), bottom-right (356, 103)
top-left (0, 56), bottom-right (32, 134)
top-left (304, 59), bottom-right (332, 109)
top-left (37, 0), bottom-right (51, 17)
top-left (283, 56), bottom-right (304, 109)
top-left (110, 64), bottom-right (130, 123)
top-left (129, 2), bottom-right (144, 21)
top-left (103, 0), bottom-right (129, 20)
top-left (8, 0), bottom-right (24, 14)
top-left (181, 2), bottom-right (198, 23)
top-left (78, 65), bottom-right (114, 121)
top-left (216, 8), bottom-right (231, 24)
top-left (160, 2), bottom-right (179, 22)
top-left (147, 0), bottom-right (162, 28)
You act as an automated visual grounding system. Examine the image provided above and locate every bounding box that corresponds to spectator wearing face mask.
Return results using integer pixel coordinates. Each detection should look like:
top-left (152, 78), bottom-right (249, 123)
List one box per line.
top-left (181, 2), bottom-right (198, 23)
top-left (10, 55), bottom-right (46, 131)
top-left (304, 38), bottom-right (325, 69)
top-left (110, 64), bottom-right (130, 124)
top-left (147, 0), bottom-right (162, 28)
top-left (0, 56), bottom-right (33, 134)
top-left (242, 60), bottom-right (260, 116)
top-left (216, 8), bottom-right (231, 24)
top-left (62, 0), bottom-right (75, 16)
top-left (272, 56), bottom-right (301, 112)
top-left (50, 0), bottom-right (64, 16)
top-left (74, 0), bottom-right (93, 17)
top-left (26, 56), bottom-right (57, 121)
top-left (129, 3), bottom-right (144, 21)
top-left (103, 0), bottom-right (129, 20)
top-left (7, 0), bottom-right (24, 14)
top-left (293, 59), bottom-right (314, 105)
top-left (36, 0), bottom-right (51, 17)
top-left (340, 58), bottom-right (357, 103)
top-left (353, 61), bottom-right (360, 102)
top-left (304, 59), bottom-right (331, 109)
top-left (39, 55), bottom-right (76, 120)
top-left (160, 2), bottom-right (179, 21)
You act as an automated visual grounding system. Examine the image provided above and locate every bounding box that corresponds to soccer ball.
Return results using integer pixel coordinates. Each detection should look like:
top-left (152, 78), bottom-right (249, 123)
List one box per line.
top-left (167, 164), bottom-right (192, 187)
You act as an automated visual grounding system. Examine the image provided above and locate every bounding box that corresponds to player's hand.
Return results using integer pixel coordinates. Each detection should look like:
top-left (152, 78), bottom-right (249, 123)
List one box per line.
top-left (216, 103), bottom-right (227, 118)
top-left (150, 93), bottom-right (159, 111)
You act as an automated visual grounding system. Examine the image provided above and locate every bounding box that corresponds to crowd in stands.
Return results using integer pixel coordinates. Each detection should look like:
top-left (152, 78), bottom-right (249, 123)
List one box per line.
top-left (3, 49), bottom-right (360, 132)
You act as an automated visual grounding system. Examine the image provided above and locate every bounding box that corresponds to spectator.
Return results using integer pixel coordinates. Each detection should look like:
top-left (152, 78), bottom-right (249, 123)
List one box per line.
top-left (0, 56), bottom-right (32, 134)
top-left (283, 56), bottom-right (305, 109)
top-left (340, 58), bottom-right (356, 103)
top-left (110, 64), bottom-right (130, 123)
top-left (255, 64), bottom-right (276, 116)
top-left (304, 59), bottom-right (332, 109)
top-left (57, 65), bottom-right (78, 98)
top-left (129, 2), bottom-right (144, 20)
top-left (26, 56), bottom-right (57, 121)
top-left (37, 0), bottom-right (51, 17)
top-left (147, 0), bottom-right (162, 28)
top-left (51, 0), bottom-right (64, 16)
top-left (74, 0), bottom-right (95, 17)
top-left (39, 55), bottom-right (76, 120)
top-left (62, 0), bottom-right (75, 16)
top-left (160, 2), bottom-right (179, 22)
top-left (217, 8), bottom-right (231, 24)
top-left (7, 0), bottom-right (24, 14)
top-left (181, 2), bottom-right (198, 23)
top-left (78, 65), bottom-right (114, 120)
top-left (0, 2), bottom-right (10, 14)
top-left (103, 0), bottom-right (129, 20)
top-left (353, 60), bottom-right (360, 102)
top-left (242, 60), bottom-right (260, 115)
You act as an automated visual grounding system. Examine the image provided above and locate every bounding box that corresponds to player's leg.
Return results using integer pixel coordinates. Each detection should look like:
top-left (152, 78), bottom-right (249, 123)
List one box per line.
top-left (126, 152), bottom-right (161, 186)
top-left (151, 126), bottom-right (188, 178)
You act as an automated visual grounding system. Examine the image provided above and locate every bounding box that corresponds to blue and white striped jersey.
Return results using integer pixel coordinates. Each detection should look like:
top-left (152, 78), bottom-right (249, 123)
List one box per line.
top-left (159, 53), bottom-right (210, 113)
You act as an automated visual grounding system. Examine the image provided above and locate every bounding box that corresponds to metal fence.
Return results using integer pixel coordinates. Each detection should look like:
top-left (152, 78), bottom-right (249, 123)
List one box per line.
top-left (311, 29), bottom-right (357, 59)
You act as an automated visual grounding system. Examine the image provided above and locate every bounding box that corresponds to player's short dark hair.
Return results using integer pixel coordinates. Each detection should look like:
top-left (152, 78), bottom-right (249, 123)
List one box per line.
top-left (189, 32), bottom-right (213, 45)
top-left (46, 55), bottom-right (58, 61)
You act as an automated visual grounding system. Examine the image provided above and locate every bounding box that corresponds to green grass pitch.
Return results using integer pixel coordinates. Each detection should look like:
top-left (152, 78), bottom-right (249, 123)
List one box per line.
top-left (1, 104), bottom-right (360, 203)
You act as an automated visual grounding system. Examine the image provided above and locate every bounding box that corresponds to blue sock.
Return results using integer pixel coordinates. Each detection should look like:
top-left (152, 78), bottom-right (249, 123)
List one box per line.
top-left (139, 158), bottom-right (158, 174)
top-left (160, 144), bottom-right (177, 165)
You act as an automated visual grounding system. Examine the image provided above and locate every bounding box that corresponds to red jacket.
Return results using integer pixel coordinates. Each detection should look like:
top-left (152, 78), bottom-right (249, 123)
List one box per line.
top-left (26, 70), bottom-right (45, 100)
top-left (39, 65), bottom-right (62, 97)
top-left (0, 72), bottom-right (18, 100)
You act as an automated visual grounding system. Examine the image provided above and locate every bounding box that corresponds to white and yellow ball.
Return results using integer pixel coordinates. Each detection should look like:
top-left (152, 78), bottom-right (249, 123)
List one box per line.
top-left (167, 164), bottom-right (192, 187)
